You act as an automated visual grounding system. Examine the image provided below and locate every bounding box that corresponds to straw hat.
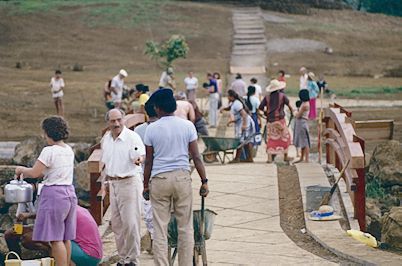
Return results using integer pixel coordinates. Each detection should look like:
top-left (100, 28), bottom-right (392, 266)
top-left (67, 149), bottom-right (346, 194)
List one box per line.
top-left (307, 72), bottom-right (315, 80)
top-left (265, 79), bottom-right (286, 93)
top-left (308, 205), bottom-right (341, 221)
top-left (119, 69), bottom-right (128, 77)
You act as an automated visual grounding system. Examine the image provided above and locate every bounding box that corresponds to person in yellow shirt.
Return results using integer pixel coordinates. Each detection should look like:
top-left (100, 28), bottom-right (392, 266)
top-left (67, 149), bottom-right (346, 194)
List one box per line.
top-left (129, 84), bottom-right (150, 114)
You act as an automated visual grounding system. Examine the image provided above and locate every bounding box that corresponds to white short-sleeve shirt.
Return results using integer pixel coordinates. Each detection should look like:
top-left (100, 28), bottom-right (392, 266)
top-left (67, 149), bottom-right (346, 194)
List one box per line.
top-left (38, 145), bottom-right (74, 186)
top-left (144, 116), bottom-right (198, 177)
top-left (50, 77), bottom-right (65, 98)
top-left (184, 76), bottom-right (198, 90)
top-left (111, 75), bottom-right (124, 103)
top-left (253, 84), bottom-right (262, 99)
top-left (101, 126), bottom-right (145, 177)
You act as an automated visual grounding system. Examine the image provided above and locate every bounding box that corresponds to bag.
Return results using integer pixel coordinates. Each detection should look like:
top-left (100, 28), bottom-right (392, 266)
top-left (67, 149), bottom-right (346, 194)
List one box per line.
top-left (4, 251), bottom-right (54, 266)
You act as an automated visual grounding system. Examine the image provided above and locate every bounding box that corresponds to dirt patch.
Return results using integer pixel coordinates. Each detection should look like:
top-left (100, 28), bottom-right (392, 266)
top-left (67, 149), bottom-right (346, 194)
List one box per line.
top-left (277, 164), bottom-right (356, 264)
top-left (267, 38), bottom-right (327, 53)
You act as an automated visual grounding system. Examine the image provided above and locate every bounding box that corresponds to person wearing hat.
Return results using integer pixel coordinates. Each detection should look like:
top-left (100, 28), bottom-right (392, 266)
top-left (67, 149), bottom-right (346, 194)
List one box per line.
top-left (259, 79), bottom-right (294, 163)
top-left (143, 89), bottom-right (209, 265)
top-left (174, 91), bottom-right (195, 123)
top-left (299, 67), bottom-right (308, 90)
top-left (306, 72), bottom-right (319, 120)
top-left (110, 69), bottom-right (128, 109)
top-left (129, 83), bottom-right (150, 114)
top-left (158, 67), bottom-right (176, 90)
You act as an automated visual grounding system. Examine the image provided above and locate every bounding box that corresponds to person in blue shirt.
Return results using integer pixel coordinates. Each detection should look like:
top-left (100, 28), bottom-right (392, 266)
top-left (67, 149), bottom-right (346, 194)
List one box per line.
top-left (307, 72), bottom-right (319, 120)
top-left (203, 73), bottom-right (219, 128)
top-left (143, 89), bottom-right (209, 265)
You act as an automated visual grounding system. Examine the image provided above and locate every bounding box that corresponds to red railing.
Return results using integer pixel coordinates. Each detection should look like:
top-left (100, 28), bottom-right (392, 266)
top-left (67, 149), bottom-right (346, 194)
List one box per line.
top-left (323, 105), bottom-right (366, 230)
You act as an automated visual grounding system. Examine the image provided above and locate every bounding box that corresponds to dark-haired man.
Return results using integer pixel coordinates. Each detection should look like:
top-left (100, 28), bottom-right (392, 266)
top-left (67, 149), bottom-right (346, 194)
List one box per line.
top-left (143, 89), bottom-right (209, 265)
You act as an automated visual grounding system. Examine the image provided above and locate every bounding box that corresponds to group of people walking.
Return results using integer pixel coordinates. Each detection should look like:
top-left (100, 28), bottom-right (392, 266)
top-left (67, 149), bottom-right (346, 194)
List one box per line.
top-left (31, 65), bottom-right (325, 265)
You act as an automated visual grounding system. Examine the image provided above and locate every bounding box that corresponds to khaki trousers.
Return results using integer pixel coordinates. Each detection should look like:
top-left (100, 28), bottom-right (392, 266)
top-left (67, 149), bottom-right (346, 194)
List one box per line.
top-left (150, 169), bottom-right (194, 266)
top-left (110, 175), bottom-right (142, 264)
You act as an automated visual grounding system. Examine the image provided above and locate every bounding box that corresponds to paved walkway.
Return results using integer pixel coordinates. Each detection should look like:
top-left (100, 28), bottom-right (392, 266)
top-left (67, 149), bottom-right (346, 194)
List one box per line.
top-left (189, 149), bottom-right (334, 265)
top-left (102, 143), bottom-right (333, 265)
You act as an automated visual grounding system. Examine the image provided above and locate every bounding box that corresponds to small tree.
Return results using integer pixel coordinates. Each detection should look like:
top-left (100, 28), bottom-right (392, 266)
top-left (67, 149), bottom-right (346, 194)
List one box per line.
top-left (145, 35), bottom-right (189, 68)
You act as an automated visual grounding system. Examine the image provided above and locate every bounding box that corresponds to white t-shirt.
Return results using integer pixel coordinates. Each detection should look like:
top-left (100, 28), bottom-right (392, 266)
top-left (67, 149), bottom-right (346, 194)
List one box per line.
top-left (159, 71), bottom-right (174, 89)
top-left (111, 75), bottom-right (124, 103)
top-left (50, 77), bottom-right (65, 98)
top-left (101, 126), bottom-right (145, 177)
top-left (300, 74), bottom-right (308, 90)
top-left (184, 76), bottom-right (198, 90)
top-left (144, 116), bottom-right (198, 177)
top-left (244, 95), bottom-right (260, 113)
top-left (253, 84), bottom-right (262, 99)
top-left (38, 145), bottom-right (74, 186)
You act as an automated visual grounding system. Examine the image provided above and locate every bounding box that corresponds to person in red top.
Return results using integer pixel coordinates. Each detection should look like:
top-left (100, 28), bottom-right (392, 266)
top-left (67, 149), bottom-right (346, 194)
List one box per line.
top-left (259, 79), bottom-right (294, 163)
top-left (71, 206), bottom-right (103, 266)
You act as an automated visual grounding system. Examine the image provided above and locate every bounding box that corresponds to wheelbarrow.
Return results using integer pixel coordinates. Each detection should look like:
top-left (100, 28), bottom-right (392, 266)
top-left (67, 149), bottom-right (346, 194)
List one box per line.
top-left (201, 133), bottom-right (257, 164)
top-left (168, 196), bottom-right (217, 266)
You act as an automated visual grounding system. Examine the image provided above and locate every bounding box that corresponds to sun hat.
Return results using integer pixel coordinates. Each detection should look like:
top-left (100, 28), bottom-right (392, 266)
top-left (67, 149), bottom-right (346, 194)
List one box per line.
top-left (308, 72), bottom-right (315, 80)
top-left (167, 67), bottom-right (174, 74)
top-left (308, 205), bottom-right (341, 221)
top-left (119, 69), bottom-right (128, 77)
top-left (265, 79), bottom-right (286, 93)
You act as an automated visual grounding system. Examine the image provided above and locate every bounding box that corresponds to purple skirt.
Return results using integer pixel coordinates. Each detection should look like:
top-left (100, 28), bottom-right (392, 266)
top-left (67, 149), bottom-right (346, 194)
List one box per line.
top-left (33, 185), bottom-right (77, 242)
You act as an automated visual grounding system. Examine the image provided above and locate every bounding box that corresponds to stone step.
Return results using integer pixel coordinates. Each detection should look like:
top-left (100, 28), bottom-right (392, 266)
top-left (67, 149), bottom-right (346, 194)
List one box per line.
top-left (233, 34), bottom-right (266, 40)
top-left (235, 25), bottom-right (264, 30)
top-left (235, 29), bottom-right (265, 34)
top-left (234, 39), bottom-right (266, 45)
top-left (232, 50), bottom-right (266, 56)
top-left (233, 23), bottom-right (264, 29)
top-left (233, 44), bottom-right (267, 51)
top-left (230, 66), bottom-right (266, 74)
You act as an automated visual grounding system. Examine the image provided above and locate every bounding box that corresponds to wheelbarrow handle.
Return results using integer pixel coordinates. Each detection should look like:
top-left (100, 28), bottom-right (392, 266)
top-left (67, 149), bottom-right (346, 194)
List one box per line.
top-left (200, 196), bottom-right (205, 240)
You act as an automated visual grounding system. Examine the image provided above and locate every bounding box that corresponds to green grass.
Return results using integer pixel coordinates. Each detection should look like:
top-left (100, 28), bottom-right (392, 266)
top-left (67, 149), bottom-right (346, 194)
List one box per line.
top-left (0, 0), bottom-right (171, 28)
top-left (285, 86), bottom-right (402, 99)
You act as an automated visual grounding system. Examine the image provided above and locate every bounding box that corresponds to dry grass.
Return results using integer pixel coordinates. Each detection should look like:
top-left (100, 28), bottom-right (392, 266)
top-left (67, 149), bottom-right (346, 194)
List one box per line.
top-left (0, 2), bottom-right (401, 140)
top-left (0, 1), bottom-right (232, 140)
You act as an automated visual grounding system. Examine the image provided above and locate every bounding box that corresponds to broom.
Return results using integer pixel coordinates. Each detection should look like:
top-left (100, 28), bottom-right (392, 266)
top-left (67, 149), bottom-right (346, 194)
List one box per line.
top-left (320, 159), bottom-right (350, 206)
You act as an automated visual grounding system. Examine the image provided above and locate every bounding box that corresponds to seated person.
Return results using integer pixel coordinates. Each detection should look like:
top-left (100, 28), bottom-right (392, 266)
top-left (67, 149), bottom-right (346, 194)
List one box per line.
top-left (5, 204), bottom-right (102, 265)
top-left (5, 183), bottom-right (51, 256)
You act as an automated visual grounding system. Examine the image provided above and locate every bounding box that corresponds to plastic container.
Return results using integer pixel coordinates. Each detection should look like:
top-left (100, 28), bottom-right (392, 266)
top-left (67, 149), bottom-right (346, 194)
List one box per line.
top-left (305, 185), bottom-right (331, 212)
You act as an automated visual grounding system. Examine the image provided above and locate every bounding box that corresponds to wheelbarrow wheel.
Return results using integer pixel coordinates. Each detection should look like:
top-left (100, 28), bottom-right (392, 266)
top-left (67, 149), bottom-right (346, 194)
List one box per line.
top-left (202, 152), bottom-right (218, 163)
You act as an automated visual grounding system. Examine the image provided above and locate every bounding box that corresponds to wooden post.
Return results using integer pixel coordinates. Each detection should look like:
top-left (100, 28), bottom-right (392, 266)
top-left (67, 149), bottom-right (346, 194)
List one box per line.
top-left (353, 135), bottom-right (366, 231)
top-left (318, 84), bottom-right (324, 164)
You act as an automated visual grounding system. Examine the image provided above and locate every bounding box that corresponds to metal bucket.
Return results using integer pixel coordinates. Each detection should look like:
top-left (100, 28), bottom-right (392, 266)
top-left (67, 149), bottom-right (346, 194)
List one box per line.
top-left (306, 185), bottom-right (331, 212)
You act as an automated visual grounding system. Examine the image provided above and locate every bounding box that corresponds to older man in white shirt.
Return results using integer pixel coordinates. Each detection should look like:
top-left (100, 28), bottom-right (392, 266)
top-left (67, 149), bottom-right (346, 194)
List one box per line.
top-left (110, 69), bottom-right (128, 109)
top-left (101, 108), bottom-right (145, 266)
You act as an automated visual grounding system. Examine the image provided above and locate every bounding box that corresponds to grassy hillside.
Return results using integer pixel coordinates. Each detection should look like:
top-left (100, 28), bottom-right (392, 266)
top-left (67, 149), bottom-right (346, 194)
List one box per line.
top-left (0, 0), bottom-right (232, 140)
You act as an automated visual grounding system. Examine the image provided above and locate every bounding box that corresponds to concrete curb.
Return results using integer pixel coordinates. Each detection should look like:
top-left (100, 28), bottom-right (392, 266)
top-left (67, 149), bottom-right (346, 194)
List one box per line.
top-left (296, 163), bottom-right (402, 265)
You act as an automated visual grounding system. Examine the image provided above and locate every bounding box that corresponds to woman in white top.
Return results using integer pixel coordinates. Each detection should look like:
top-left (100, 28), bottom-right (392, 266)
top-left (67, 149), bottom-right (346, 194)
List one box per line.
top-left (50, 70), bottom-right (65, 117)
top-left (15, 116), bottom-right (77, 266)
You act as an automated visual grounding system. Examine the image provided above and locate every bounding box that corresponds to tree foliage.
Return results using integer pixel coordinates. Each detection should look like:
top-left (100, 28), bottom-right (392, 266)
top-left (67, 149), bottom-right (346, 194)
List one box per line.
top-left (144, 35), bottom-right (189, 68)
